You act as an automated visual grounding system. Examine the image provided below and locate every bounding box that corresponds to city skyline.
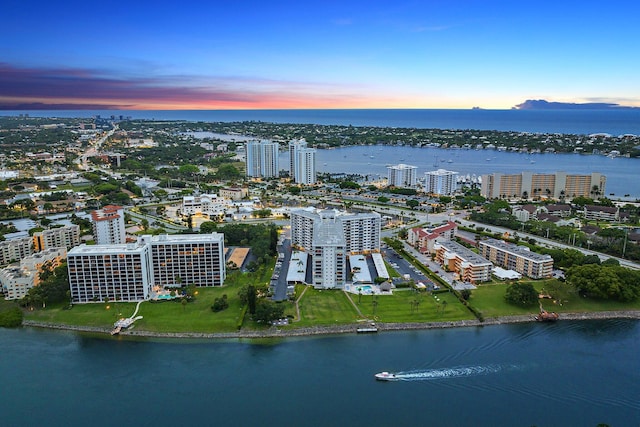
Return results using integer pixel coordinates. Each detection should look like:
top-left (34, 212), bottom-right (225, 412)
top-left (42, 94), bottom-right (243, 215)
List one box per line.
top-left (2, 0), bottom-right (639, 110)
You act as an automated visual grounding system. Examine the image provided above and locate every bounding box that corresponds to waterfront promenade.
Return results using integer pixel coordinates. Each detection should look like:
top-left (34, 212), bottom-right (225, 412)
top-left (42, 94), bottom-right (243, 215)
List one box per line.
top-left (22, 309), bottom-right (640, 339)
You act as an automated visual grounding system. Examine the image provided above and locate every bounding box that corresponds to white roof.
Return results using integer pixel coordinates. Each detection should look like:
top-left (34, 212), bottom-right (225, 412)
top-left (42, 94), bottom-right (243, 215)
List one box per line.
top-left (372, 252), bottom-right (389, 279)
top-left (286, 251), bottom-right (308, 283)
top-left (349, 255), bottom-right (372, 283)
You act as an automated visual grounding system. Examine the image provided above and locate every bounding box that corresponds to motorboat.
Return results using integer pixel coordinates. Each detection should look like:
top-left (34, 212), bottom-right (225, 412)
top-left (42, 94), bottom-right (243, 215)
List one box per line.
top-left (374, 371), bottom-right (397, 381)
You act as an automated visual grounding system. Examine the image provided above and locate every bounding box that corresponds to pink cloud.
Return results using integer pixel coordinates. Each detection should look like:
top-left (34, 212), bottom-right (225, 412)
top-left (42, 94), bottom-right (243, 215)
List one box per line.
top-left (0, 63), bottom-right (408, 110)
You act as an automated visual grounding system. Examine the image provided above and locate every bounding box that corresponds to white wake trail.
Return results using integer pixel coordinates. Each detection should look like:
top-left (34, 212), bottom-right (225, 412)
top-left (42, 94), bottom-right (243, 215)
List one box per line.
top-left (392, 364), bottom-right (514, 381)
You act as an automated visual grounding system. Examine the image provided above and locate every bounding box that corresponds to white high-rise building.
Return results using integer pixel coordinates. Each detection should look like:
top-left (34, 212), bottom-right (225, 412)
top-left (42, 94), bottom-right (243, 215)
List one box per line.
top-left (67, 233), bottom-right (226, 303)
top-left (141, 233), bottom-right (226, 288)
top-left (245, 140), bottom-right (279, 178)
top-left (290, 208), bottom-right (381, 289)
top-left (296, 148), bottom-right (317, 185)
top-left (424, 169), bottom-right (459, 195)
top-left (387, 164), bottom-right (417, 188)
top-left (92, 205), bottom-right (126, 245)
top-left (67, 243), bottom-right (153, 303)
top-left (311, 211), bottom-right (346, 289)
top-left (289, 139), bottom-right (307, 178)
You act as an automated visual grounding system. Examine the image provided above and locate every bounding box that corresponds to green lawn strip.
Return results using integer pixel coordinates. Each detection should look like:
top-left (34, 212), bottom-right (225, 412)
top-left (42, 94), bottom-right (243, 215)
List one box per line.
top-left (469, 283), bottom-right (540, 318)
top-left (25, 300), bottom-right (134, 327)
top-left (23, 267), bottom-right (274, 333)
top-left (132, 288), bottom-right (243, 333)
top-left (469, 280), bottom-right (640, 319)
top-left (355, 289), bottom-right (474, 322)
top-left (384, 261), bottom-right (401, 278)
top-left (294, 287), bottom-right (360, 327)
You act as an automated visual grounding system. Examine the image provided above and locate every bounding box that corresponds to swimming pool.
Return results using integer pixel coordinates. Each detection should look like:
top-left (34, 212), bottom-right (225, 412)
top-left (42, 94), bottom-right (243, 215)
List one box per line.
top-left (357, 285), bottom-right (373, 294)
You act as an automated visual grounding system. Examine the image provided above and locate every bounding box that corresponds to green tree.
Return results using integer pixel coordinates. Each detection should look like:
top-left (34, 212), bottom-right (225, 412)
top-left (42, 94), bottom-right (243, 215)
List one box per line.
top-left (247, 285), bottom-right (257, 314)
top-left (253, 300), bottom-right (284, 323)
top-left (406, 199), bottom-right (419, 209)
top-left (505, 282), bottom-right (538, 307)
top-left (216, 164), bottom-right (241, 180)
top-left (0, 306), bottom-right (23, 327)
top-left (211, 294), bottom-right (229, 312)
top-left (199, 221), bottom-right (218, 233)
top-left (288, 186), bottom-right (301, 195)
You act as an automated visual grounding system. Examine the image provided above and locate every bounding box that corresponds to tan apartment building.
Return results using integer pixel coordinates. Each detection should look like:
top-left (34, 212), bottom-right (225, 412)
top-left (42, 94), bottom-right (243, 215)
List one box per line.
top-left (479, 238), bottom-right (553, 279)
top-left (433, 240), bottom-right (492, 283)
top-left (481, 172), bottom-right (606, 200)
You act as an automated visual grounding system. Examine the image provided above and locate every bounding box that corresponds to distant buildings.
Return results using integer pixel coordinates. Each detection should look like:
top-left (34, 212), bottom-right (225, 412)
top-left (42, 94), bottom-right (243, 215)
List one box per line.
top-left (296, 149), bottom-right (317, 185)
top-left (289, 139), bottom-right (317, 185)
top-left (583, 205), bottom-right (621, 222)
top-left (0, 236), bottom-right (33, 266)
top-left (423, 169), bottom-right (458, 195)
top-left (182, 194), bottom-right (227, 217)
top-left (67, 233), bottom-right (226, 303)
top-left (290, 208), bottom-right (381, 289)
top-left (387, 164), bottom-right (417, 188)
top-left (0, 248), bottom-right (67, 300)
top-left (219, 187), bottom-right (248, 201)
top-left (91, 205), bottom-right (126, 245)
top-left (33, 225), bottom-right (80, 251)
top-left (481, 171), bottom-right (606, 200)
top-left (479, 238), bottom-right (553, 279)
top-left (245, 140), bottom-right (279, 178)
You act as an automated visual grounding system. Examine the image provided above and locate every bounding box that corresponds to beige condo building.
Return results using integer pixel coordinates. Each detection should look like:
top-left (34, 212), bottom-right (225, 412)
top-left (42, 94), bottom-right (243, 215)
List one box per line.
top-left (481, 171), bottom-right (606, 200)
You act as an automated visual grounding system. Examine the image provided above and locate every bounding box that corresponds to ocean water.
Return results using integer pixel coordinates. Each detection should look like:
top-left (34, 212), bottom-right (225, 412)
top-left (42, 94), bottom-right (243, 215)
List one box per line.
top-left (4, 108), bottom-right (640, 135)
top-left (1, 320), bottom-right (638, 426)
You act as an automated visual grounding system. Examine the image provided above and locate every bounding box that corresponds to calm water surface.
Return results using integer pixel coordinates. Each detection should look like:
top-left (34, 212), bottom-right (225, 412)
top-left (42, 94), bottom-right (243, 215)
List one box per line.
top-left (282, 145), bottom-right (640, 198)
top-left (2, 320), bottom-right (638, 426)
top-left (5, 108), bottom-right (640, 135)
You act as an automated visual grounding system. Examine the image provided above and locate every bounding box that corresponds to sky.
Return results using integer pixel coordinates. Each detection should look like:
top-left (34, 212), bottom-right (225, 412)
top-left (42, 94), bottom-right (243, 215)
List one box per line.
top-left (1, 0), bottom-right (639, 110)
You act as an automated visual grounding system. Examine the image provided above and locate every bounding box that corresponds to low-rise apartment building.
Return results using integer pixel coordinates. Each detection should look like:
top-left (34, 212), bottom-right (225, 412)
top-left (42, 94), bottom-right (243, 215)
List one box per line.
top-left (408, 221), bottom-right (457, 253)
top-left (33, 224), bottom-right (80, 251)
top-left (0, 236), bottom-right (33, 266)
top-left (1, 247), bottom-right (67, 300)
top-left (583, 205), bottom-right (620, 222)
top-left (479, 238), bottom-right (553, 279)
top-left (433, 240), bottom-right (492, 283)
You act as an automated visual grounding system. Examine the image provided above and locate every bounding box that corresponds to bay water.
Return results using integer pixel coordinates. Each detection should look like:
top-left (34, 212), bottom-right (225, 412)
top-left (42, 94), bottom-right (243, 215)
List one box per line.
top-left (1, 320), bottom-right (638, 426)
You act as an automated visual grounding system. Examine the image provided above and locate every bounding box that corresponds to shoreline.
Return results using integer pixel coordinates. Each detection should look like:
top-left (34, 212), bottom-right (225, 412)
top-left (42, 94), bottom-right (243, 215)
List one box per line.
top-left (22, 310), bottom-right (640, 340)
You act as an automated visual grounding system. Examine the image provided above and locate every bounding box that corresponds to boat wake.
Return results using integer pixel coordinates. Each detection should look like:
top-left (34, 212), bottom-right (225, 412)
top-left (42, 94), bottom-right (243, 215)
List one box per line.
top-left (391, 364), bottom-right (515, 382)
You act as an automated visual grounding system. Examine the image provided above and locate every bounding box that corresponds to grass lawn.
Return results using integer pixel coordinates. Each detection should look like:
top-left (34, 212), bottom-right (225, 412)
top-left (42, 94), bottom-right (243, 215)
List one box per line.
top-left (469, 279), bottom-right (640, 319)
top-left (25, 286), bottom-right (246, 333)
top-left (355, 289), bottom-right (475, 322)
top-left (384, 261), bottom-right (401, 278)
top-left (294, 287), bottom-right (360, 327)
top-left (469, 283), bottom-right (541, 318)
top-left (24, 267), bottom-right (277, 333)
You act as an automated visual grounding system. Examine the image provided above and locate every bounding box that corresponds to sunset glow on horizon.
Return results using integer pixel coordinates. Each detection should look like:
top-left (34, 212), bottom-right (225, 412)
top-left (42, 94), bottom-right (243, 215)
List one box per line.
top-left (2, 1), bottom-right (640, 110)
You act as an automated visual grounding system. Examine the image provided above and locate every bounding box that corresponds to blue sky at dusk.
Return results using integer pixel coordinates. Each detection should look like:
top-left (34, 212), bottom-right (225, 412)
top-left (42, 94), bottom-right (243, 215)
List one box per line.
top-left (2, 0), bottom-right (639, 110)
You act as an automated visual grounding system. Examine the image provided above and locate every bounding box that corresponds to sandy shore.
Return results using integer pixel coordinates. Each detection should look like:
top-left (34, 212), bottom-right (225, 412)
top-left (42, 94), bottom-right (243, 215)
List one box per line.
top-left (21, 310), bottom-right (640, 340)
